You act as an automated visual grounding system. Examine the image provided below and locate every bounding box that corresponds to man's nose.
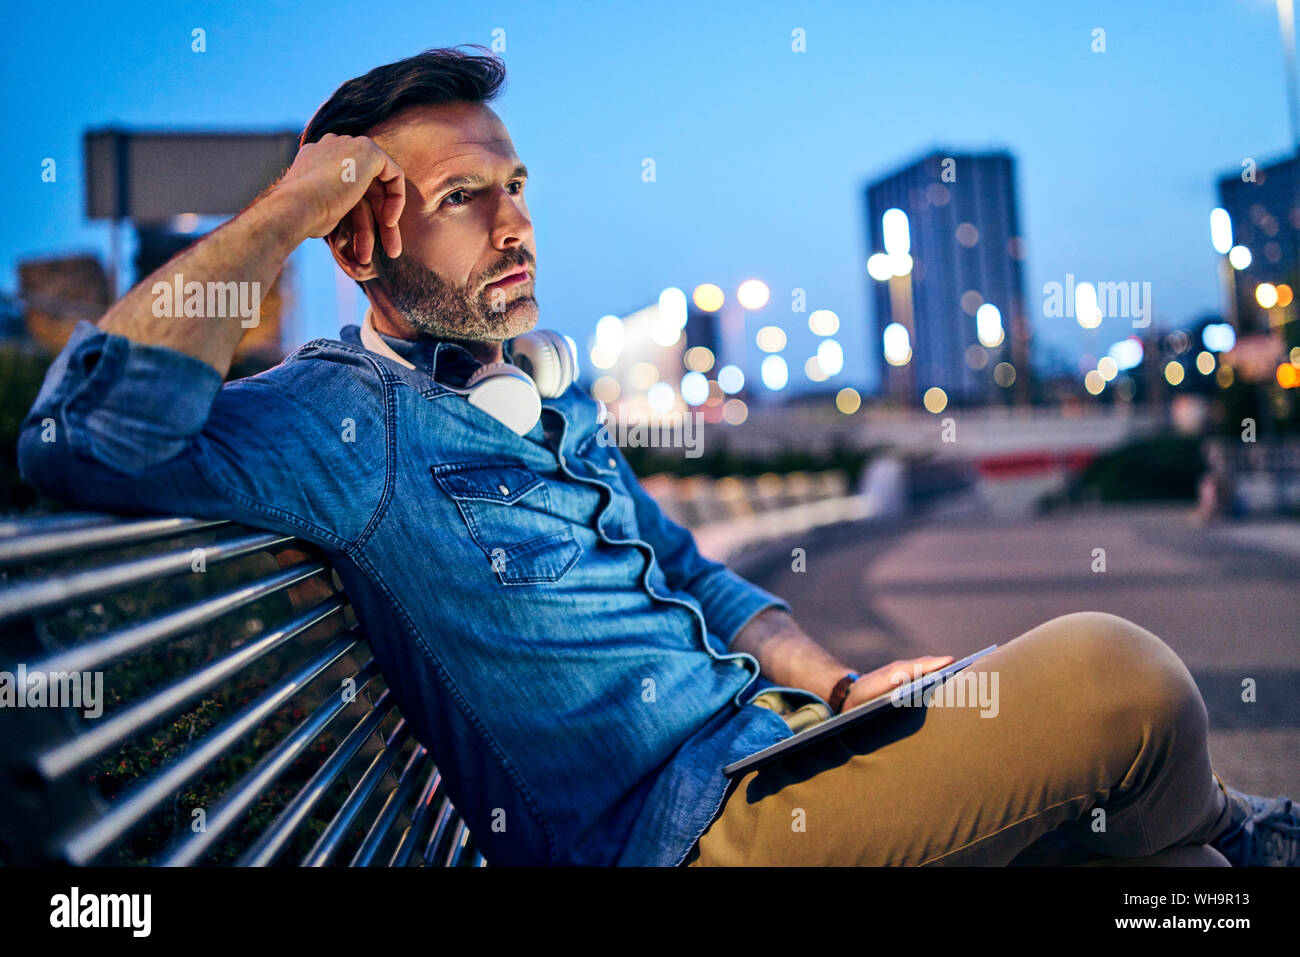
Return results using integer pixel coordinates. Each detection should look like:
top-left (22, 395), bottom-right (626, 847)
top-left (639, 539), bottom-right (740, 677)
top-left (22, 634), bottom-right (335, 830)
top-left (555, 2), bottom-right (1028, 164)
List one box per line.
top-left (490, 187), bottom-right (532, 248)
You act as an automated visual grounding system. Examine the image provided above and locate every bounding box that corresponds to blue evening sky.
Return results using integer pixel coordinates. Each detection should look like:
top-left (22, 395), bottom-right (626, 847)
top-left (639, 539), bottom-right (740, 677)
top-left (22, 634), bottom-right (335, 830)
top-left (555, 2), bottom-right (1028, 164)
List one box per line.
top-left (5, 0), bottom-right (1292, 392)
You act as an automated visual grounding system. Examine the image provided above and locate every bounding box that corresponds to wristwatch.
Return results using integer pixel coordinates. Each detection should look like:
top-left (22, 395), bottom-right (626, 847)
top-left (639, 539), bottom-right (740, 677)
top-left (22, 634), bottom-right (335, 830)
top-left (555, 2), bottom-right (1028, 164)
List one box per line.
top-left (828, 671), bottom-right (861, 715)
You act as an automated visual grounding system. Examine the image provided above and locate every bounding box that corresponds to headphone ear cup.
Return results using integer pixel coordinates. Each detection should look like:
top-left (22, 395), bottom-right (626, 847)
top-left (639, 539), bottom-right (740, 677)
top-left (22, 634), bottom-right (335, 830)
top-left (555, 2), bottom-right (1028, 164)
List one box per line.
top-left (461, 362), bottom-right (542, 436)
top-left (510, 330), bottom-right (575, 398)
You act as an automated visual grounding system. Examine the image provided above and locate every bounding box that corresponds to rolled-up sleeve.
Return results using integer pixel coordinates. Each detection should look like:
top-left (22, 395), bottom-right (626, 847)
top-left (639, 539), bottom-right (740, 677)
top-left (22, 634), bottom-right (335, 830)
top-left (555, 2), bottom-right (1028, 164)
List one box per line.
top-left (23, 320), bottom-right (225, 476)
top-left (609, 444), bottom-right (792, 650)
top-left (17, 320), bottom-right (385, 545)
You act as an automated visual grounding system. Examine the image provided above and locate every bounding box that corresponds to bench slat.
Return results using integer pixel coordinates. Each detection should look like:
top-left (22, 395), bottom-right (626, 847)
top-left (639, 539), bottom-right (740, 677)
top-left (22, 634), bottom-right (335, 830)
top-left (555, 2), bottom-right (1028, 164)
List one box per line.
top-left (0, 515), bottom-right (230, 567)
top-left (0, 530), bottom-right (296, 624)
top-left (302, 720), bottom-right (414, 866)
top-left (239, 688), bottom-right (398, 866)
top-left (36, 595), bottom-right (349, 781)
top-left (388, 766), bottom-right (445, 867)
top-left (63, 635), bottom-right (367, 865)
top-left (0, 513), bottom-right (484, 867)
top-left (21, 561), bottom-right (331, 676)
top-left (350, 746), bottom-right (432, 867)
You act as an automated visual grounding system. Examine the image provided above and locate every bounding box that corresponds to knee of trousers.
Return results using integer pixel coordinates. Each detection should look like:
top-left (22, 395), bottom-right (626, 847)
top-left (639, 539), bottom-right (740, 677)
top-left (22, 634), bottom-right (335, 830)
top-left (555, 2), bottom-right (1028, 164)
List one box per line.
top-left (1037, 611), bottom-right (1204, 733)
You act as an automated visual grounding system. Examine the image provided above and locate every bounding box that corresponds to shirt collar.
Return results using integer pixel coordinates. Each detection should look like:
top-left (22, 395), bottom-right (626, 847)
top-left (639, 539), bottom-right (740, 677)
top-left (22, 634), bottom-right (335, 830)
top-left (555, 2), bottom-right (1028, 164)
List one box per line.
top-left (357, 306), bottom-right (504, 389)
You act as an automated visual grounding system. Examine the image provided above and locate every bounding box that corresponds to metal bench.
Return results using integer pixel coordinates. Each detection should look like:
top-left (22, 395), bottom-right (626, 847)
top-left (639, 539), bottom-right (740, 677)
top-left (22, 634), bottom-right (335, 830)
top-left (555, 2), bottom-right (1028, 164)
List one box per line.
top-left (0, 512), bottom-right (483, 867)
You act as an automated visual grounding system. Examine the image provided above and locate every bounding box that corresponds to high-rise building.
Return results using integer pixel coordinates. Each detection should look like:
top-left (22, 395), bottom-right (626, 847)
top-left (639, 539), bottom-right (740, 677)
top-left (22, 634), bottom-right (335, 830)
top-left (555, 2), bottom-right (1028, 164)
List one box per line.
top-left (864, 150), bottom-right (1031, 408)
top-left (1217, 151), bottom-right (1300, 336)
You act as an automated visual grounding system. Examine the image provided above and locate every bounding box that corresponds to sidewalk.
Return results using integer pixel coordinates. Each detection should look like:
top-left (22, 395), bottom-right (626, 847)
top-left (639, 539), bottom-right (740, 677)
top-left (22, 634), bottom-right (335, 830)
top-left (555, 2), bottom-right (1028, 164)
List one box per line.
top-left (1197, 516), bottom-right (1300, 560)
top-left (738, 502), bottom-right (1300, 800)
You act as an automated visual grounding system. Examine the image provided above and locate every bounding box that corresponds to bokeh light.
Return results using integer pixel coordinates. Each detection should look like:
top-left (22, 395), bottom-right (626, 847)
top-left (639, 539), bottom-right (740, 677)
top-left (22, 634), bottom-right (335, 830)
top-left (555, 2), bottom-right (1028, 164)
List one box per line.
top-left (737, 279), bottom-right (770, 310)
top-left (976, 303), bottom-right (1004, 347)
top-left (1075, 282), bottom-right (1102, 329)
top-left (809, 309), bottom-right (840, 336)
top-left (646, 381), bottom-right (676, 412)
top-left (692, 283), bottom-right (724, 311)
top-left (883, 322), bottom-right (912, 365)
top-left (866, 253), bottom-right (894, 281)
top-left (882, 208), bottom-right (911, 255)
top-left (836, 387), bottom-right (861, 414)
top-left (680, 371), bottom-right (709, 405)
top-left (629, 361), bottom-right (659, 390)
top-left (1210, 208), bottom-right (1232, 255)
top-left (760, 354), bottom-right (789, 390)
top-left (717, 364), bottom-right (745, 394)
top-left (816, 338), bottom-right (844, 376)
top-left (722, 398), bottom-right (748, 425)
top-left (756, 325), bottom-right (787, 352)
top-left (684, 346), bottom-right (715, 373)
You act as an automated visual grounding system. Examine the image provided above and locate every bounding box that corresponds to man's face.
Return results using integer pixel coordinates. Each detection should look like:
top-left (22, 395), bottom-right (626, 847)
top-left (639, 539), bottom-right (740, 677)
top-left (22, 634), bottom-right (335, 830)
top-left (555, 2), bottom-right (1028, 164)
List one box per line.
top-left (356, 101), bottom-right (538, 342)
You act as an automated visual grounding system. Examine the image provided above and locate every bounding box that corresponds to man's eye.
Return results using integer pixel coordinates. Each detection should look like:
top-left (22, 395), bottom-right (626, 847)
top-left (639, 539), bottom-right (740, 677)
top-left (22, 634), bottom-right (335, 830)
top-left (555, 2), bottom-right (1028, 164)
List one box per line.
top-left (442, 190), bottom-right (468, 208)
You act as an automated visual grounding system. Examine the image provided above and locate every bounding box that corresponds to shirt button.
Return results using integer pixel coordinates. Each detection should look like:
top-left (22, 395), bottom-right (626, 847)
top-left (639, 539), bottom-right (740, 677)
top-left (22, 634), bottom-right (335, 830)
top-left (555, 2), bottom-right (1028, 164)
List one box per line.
top-left (498, 484), bottom-right (510, 495)
top-left (607, 456), bottom-right (616, 468)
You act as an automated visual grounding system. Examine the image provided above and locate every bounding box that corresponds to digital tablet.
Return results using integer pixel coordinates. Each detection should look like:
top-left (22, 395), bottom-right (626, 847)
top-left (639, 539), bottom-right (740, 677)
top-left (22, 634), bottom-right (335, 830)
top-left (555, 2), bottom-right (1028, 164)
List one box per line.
top-left (723, 644), bottom-right (999, 778)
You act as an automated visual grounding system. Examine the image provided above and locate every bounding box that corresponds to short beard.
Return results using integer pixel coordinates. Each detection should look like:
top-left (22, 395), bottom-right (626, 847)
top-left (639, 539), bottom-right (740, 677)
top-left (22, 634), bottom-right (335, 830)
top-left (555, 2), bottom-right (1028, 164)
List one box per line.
top-left (368, 247), bottom-right (538, 342)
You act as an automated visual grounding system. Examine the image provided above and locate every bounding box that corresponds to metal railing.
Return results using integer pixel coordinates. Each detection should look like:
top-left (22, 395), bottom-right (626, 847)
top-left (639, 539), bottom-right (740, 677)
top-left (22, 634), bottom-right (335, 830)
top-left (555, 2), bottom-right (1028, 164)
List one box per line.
top-left (0, 512), bottom-right (483, 867)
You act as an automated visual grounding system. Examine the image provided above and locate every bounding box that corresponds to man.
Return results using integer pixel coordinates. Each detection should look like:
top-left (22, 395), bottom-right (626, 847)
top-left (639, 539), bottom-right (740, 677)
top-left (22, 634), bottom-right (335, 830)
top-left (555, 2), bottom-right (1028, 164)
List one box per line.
top-left (18, 46), bottom-right (1297, 867)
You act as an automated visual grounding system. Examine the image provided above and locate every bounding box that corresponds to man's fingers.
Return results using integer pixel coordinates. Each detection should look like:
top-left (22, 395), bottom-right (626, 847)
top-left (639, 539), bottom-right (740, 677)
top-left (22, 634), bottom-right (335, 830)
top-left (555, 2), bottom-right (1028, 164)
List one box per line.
top-left (366, 142), bottom-right (406, 227)
top-left (886, 656), bottom-right (954, 683)
top-left (350, 201), bottom-right (373, 266)
top-left (367, 184), bottom-right (402, 260)
top-left (374, 155), bottom-right (406, 227)
top-left (360, 156), bottom-right (403, 260)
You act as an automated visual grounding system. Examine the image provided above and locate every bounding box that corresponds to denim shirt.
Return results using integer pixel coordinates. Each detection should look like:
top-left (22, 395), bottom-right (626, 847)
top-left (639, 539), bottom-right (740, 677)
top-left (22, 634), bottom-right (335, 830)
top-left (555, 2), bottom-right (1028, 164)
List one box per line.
top-left (18, 319), bottom-right (830, 866)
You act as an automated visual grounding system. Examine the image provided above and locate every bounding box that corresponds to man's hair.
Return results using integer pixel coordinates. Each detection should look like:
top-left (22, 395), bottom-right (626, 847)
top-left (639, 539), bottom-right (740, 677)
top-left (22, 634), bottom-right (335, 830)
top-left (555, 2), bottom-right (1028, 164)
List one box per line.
top-left (297, 45), bottom-right (508, 293)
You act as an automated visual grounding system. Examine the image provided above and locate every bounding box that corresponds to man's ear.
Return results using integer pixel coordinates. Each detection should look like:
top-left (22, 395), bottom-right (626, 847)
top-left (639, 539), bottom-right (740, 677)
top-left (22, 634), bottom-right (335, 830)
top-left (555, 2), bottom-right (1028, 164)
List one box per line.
top-left (325, 223), bottom-right (381, 285)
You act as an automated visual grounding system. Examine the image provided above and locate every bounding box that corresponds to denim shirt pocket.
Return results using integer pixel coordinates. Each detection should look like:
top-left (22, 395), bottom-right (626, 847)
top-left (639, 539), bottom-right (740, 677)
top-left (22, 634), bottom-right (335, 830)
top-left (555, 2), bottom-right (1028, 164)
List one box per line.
top-left (431, 459), bottom-right (583, 585)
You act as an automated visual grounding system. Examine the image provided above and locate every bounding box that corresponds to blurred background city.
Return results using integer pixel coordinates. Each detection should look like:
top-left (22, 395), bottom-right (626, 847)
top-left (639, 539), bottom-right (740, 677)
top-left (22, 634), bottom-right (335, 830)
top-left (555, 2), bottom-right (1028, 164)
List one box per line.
top-left (2, 0), bottom-right (1297, 812)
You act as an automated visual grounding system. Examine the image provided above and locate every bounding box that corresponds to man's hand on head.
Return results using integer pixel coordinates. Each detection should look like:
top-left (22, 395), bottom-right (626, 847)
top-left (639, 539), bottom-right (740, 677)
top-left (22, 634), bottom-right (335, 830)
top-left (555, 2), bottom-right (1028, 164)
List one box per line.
top-left (275, 133), bottom-right (407, 264)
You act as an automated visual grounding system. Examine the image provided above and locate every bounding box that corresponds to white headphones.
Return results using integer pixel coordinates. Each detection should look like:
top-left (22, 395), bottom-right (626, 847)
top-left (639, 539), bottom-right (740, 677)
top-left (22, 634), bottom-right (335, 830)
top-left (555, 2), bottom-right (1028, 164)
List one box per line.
top-left (359, 310), bottom-right (579, 436)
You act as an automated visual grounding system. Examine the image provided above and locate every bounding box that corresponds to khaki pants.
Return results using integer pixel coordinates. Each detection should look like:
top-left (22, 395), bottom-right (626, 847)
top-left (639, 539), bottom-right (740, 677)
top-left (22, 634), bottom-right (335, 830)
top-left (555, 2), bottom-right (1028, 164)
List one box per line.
top-left (685, 612), bottom-right (1235, 866)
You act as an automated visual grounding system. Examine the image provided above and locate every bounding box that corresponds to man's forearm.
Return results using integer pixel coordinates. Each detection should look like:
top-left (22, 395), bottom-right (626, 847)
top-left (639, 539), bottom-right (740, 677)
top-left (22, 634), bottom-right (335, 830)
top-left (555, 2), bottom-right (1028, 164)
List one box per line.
top-left (98, 186), bottom-right (308, 377)
top-left (730, 607), bottom-right (854, 704)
